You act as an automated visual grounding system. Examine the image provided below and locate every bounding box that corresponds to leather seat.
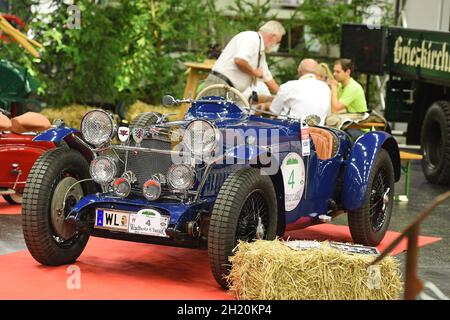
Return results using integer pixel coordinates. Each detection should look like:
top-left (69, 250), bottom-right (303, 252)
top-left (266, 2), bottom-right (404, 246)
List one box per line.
top-left (0, 113), bottom-right (12, 131)
top-left (309, 127), bottom-right (334, 160)
top-left (11, 112), bottom-right (51, 134)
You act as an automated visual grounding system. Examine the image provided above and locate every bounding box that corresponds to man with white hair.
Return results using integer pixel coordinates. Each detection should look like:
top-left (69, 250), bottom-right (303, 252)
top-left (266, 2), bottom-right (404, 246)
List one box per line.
top-left (204, 20), bottom-right (286, 97)
top-left (270, 59), bottom-right (331, 125)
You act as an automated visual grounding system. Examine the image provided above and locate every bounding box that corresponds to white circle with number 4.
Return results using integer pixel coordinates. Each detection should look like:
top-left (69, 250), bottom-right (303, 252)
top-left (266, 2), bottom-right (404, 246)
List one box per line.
top-left (281, 152), bottom-right (305, 212)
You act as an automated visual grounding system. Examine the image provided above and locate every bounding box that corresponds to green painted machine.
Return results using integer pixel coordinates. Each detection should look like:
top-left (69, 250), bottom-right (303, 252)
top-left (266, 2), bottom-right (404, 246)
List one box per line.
top-left (0, 13), bottom-right (43, 116)
top-left (341, 24), bottom-right (450, 186)
top-left (0, 59), bottom-right (40, 116)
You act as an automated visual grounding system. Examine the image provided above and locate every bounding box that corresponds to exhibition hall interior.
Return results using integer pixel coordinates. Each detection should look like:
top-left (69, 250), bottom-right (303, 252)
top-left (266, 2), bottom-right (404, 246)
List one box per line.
top-left (0, 0), bottom-right (449, 302)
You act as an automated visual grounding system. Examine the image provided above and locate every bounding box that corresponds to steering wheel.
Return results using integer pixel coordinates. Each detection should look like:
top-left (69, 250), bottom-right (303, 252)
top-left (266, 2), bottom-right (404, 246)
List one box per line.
top-left (196, 84), bottom-right (250, 109)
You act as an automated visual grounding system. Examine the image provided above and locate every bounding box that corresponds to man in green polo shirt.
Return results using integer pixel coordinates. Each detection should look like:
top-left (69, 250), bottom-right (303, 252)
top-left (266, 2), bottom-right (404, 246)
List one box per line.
top-left (331, 59), bottom-right (367, 113)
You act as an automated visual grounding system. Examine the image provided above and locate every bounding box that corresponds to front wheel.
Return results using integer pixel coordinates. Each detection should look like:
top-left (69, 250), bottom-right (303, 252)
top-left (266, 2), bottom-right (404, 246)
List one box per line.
top-left (22, 148), bottom-right (95, 265)
top-left (208, 168), bottom-right (278, 289)
top-left (348, 149), bottom-right (395, 246)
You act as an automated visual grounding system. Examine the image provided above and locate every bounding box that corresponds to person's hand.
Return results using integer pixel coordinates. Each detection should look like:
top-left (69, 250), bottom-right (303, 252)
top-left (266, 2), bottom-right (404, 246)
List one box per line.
top-left (253, 68), bottom-right (264, 78)
top-left (330, 79), bottom-right (339, 89)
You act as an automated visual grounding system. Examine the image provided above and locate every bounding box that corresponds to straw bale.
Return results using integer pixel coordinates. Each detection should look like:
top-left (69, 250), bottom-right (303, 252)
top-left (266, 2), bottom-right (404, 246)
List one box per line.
top-left (125, 100), bottom-right (185, 123)
top-left (40, 105), bottom-right (99, 129)
top-left (227, 239), bottom-right (402, 300)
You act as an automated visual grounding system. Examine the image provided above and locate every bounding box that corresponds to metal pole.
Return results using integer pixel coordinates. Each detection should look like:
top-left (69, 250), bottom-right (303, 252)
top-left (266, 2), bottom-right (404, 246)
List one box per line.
top-left (366, 74), bottom-right (371, 107)
top-left (395, 0), bottom-right (401, 26)
top-left (404, 225), bottom-right (424, 300)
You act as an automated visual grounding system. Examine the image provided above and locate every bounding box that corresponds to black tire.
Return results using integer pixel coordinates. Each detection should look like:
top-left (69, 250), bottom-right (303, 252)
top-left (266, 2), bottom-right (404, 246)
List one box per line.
top-left (208, 168), bottom-right (278, 289)
top-left (421, 101), bottom-right (450, 185)
top-left (2, 194), bottom-right (22, 205)
top-left (22, 147), bottom-right (95, 266)
top-left (348, 149), bottom-right (395, 246)
top-left (130, 112), bottom-right (161, 130)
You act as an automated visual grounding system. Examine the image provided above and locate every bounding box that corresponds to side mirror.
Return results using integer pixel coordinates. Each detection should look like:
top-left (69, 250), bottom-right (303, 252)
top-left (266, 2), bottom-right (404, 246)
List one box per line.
top-left (305, 115), bottom-right (321, 127)
top-left (162, 95), bottom-right (176, 106)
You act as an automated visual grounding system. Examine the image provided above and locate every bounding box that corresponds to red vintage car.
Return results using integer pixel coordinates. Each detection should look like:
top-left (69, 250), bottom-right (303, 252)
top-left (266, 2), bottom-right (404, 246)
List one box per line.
top-left (0, 110), bottom-right (54, 204)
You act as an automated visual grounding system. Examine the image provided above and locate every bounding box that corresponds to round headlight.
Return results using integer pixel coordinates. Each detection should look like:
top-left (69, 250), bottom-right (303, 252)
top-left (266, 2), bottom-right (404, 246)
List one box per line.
top-left (81, 110), bottom-right (115, 146)
top-left (183, 120), bottom-right (219, 157)
top-left (90, 156), bottom-right (116, 184)
top-left (167, 164), bottom-right (195, 191)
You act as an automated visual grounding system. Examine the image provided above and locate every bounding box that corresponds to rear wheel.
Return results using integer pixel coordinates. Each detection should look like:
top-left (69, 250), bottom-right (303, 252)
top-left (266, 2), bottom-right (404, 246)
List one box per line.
top-left (421, 101), bottom-right (450, 185)
top-left (208, 168), bottom-right (278, 289)
top-left (22, 148), bottom-right (95, 265)
top-left (348, 149), bottom-right (395, 246)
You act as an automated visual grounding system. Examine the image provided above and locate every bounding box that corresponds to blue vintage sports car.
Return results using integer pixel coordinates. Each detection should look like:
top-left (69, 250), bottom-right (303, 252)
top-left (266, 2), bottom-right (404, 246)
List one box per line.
top-left (21, 85), bottom-right (400, 288)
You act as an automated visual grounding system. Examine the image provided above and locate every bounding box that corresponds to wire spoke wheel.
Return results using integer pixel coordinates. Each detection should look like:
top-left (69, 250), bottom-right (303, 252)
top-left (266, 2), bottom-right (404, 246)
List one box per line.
top-left (369, 169), bottom-right (389, 232)
top-left (208, 168), bottom-right (278, 289)
top-left (236, 190), bottom-right (269, 242)
top-left (348, 149), bottom-right (395, 246)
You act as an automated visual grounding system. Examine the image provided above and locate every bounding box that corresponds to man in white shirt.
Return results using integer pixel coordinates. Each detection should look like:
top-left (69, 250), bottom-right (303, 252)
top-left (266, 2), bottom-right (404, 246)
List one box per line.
top-left (203, 20), bottom-right (286, 98)
top-left (270, 59), bottom-right (331, 125)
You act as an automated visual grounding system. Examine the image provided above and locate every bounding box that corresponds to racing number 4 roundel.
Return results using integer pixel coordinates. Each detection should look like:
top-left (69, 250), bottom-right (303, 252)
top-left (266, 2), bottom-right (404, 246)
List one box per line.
top-left (281, 152), bottom-right (305, 212)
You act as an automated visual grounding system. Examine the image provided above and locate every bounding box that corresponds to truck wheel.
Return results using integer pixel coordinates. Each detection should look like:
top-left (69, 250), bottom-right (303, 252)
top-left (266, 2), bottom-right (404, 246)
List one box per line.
top-left (2, 193), bottom-right (22, 205)
top-left (421, 101), bottom-right (450, 185)
top-left (130, 112), bottom-right (161, 130)
top-left (208, 168), bottom-right (278, 289)
top-left (348, 149), bottom-right (395, 246)
top-left (22, 148), bottom-right (95, 265)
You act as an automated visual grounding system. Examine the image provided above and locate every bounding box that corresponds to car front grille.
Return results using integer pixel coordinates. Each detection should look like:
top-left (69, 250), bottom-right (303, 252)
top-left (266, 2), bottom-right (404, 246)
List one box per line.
top-left (125, 139), bottom-right (174, 194)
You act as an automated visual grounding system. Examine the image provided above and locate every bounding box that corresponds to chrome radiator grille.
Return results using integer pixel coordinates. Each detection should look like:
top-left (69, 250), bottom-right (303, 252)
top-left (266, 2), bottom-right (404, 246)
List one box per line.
top-left (125, 139), bottom-right (173, 194)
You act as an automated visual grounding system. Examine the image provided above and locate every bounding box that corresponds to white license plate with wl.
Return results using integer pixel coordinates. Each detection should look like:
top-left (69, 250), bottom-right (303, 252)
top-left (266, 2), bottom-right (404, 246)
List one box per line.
top-left (95, 208), bottom-right (170, 238)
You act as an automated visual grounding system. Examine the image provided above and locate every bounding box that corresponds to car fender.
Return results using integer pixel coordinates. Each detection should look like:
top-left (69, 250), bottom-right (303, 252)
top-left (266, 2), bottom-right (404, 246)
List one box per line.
top-left (33, 127), bottom-right (94, 161)
top-left (33, 127), bottom-right (79, 143)
top-left (342, 131), bottom-right (400, 211)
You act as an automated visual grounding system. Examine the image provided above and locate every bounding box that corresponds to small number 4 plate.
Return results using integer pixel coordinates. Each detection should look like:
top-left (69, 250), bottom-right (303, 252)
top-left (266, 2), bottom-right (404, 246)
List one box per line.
top-left (95, 208), bottom-right (170, 238)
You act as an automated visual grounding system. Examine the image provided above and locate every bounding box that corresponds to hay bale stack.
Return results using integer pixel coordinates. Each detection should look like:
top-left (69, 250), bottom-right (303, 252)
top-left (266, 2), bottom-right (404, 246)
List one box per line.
top-left (125, 100), bottom-right (185, 123)
top-left (40, 105), bottom-right (98, 129)
top-left (227, 240), bottom-right (402, 300)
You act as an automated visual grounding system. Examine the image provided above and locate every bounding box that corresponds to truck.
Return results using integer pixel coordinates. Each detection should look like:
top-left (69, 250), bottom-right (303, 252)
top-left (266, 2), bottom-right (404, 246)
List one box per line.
top-left (341, 0), bottom-right (450, 185)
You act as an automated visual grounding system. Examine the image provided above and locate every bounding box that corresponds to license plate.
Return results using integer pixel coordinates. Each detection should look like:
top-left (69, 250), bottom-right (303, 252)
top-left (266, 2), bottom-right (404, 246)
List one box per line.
top-left (95, 209), bottom-right (130, 232)
top-left (95, 208), bottom-right (170, 238)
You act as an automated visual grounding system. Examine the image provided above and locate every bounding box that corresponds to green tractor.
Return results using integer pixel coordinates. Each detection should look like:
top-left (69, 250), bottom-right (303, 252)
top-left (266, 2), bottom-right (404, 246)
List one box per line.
top-left (0, 13), bottom-right (43, 116)
top-left (0, 58), bottom-right (41, 116)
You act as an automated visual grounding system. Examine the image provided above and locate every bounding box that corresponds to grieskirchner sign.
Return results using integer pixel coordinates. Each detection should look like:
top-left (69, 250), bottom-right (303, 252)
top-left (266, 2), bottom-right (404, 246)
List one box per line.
top-left (389, 27), bottom-right (450, 82)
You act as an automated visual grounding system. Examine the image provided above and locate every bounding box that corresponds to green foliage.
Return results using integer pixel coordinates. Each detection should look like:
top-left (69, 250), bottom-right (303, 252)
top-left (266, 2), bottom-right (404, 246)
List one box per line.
top-left (1, 0), bottom-right (218, 106)
top-left (0, 0), bottom-right (395, 108)
top-left (228, 0), bottom-right (276, 32)
top-left (300, 0), bottom-right (394, 47)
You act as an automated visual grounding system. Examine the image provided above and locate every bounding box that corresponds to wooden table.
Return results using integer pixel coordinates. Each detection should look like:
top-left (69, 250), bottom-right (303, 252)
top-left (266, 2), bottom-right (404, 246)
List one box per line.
top-left (346, 122), bottom-right (387, 130)
top-left (183, 60), bottom-right (215, 99)
top-left (396, 151), bottom-right (423, 202)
